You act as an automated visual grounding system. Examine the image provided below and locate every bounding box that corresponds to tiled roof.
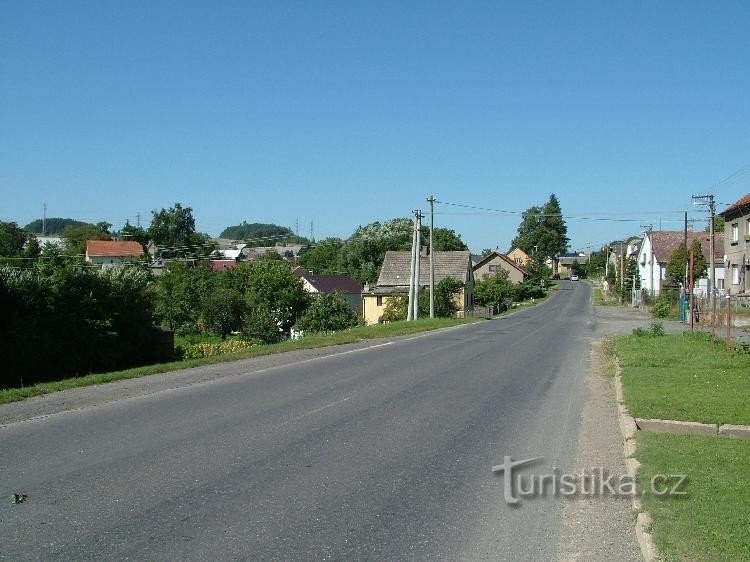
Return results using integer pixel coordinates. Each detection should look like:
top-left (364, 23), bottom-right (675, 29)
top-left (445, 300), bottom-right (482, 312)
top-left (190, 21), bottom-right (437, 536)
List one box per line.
top-left (376, 251), bottom-right (471, 287)
top-left (649, 231), bottom-right (724, 264)
top-left (720, 193), bottom-right (750, 219)
top-left (472, 251), bottom-right (529, 276)
top-left (85, 240), bottom-right (143, 257)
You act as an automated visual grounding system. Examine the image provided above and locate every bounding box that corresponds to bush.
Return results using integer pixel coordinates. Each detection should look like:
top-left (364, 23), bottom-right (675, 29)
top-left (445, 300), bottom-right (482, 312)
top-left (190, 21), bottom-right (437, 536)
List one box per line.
top-left (632, 322), bottom-right (665, 337)
top-left (297, 292), bottom-right (358, 333)
top-left (379, 295), bottom-right (408, 323)
top-left (242, 307), bottom-right (282, 344)
top-left (652, 297), bottom-right (671, 319)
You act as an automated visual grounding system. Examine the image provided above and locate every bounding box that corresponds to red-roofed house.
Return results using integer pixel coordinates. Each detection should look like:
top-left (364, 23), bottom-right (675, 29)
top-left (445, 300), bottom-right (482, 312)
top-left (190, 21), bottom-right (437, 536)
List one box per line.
top-left (720, 193), bottom-right (750, 294)
top-left (85, 240), bottom-right (144, 268)
top-left (293, 267), bottom-right (363, 314)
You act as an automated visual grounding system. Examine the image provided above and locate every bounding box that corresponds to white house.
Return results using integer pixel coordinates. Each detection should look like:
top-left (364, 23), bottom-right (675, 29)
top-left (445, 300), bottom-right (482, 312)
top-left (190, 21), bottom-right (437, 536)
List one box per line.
top-left (85, 240), bottom-right (144, 268)
top-left (637, 231), bottom-right (724, 296)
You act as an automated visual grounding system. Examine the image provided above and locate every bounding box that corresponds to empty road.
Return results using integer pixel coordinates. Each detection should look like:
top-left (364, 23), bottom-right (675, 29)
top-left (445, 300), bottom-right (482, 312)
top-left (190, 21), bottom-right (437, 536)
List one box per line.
top-left (1, 281), bottom-right (596, 560)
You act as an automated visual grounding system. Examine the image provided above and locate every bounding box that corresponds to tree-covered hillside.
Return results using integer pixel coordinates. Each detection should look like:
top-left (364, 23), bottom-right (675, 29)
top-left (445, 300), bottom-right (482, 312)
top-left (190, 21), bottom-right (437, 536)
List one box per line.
top-left (24, 218), bottom-right (89, 235)
top-left (220, 222), bottom-right (308, 244)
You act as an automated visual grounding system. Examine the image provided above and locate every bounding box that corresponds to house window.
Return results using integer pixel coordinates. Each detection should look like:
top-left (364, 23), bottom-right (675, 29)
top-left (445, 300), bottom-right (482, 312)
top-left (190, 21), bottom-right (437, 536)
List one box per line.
top-left (732, 223), bottom-right (739, 243)
top-left (746, 218), bottom-right (750, 236)
top-left (376, 296), bottom-right (383, 306)
top-left (717, 278), bottom-right (725, 290)
top-left (488, 265), bottom-right (498, 272)
top-left (732, 264), bottom-right (740, 285)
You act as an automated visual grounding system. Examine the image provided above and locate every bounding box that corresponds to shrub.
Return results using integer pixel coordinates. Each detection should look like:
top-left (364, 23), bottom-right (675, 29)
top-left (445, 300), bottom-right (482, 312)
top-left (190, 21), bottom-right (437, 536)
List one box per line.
top-left (379, 295), bottom-right (408, 323)
top-left (652, 297), bottom-right (671, 319)
top-left (242, 307), bottom-right (282, 344)
top-left (297, 292), bottom-right (358, 333)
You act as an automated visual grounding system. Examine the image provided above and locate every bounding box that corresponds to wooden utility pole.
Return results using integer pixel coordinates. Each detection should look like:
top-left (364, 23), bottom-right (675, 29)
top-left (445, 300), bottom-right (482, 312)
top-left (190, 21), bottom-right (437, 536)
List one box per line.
top-left (689, 248), bottom-right (695, 333)
top-left (407, 212), bottom-right (418, 321)
top-left (413, 211), bottom-right (423, 320)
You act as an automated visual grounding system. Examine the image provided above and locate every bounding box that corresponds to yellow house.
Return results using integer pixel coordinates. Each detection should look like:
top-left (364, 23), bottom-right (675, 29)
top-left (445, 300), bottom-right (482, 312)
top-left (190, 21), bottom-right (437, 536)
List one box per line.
top-left (362, 250), bottom-right (474, 325)
top-left (507, 247), bottom-right (531, 267)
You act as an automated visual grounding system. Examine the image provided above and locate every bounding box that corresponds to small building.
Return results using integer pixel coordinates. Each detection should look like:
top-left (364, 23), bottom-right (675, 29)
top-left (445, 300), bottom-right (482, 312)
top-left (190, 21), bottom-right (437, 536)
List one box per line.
top-left (556, 252), bottom-right (589, 277)
top-left (362, 250), bottom-right (474, 325)
top-left (85, 240), bottom-right (143, 268)
top-left (720, 193), bottom-right (750, 294)
top-left (209, 259), bottom-right (238, 271)
top-left (472, 251), bottom-right (529, 283)
top-left (293, 267), bottom-right (363, 314)
top-left (507, 247), bottom-right (531, 267)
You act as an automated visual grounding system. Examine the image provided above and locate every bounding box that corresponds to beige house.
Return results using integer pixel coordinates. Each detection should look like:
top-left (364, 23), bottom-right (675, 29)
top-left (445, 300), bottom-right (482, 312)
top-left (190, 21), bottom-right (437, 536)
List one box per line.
top-left (507, 247), bottom-right (531, 267)
top-left (362, 251), bottom-right (474, 325)
top-left (472, 251), bottom-right (529, 283)
top-left (720, 193), bottom-right (750, 294)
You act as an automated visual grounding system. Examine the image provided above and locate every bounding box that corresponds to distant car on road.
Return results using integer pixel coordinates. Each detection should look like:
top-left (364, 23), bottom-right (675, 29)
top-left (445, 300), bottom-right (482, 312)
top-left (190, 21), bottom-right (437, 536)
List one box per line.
top-left (570, 274), bottom-right (579, 281)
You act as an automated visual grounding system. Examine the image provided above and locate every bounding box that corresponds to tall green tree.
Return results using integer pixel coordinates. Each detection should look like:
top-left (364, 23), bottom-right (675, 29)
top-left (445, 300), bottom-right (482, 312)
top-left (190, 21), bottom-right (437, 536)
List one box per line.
top-left (148, 203), bottom-right (212, 258)
top-left (666, 239), bottom-right (707, 286)
top-left (0, 221), bottom-right (39, 264)
top-left (298, 237), bottom-right (344, 274)
top-left (510, 194), bottom-right (569, 261)
top-left (297, 292), bottom-right (358, 332)
top-left (62, 222), bottom-right (112, 255)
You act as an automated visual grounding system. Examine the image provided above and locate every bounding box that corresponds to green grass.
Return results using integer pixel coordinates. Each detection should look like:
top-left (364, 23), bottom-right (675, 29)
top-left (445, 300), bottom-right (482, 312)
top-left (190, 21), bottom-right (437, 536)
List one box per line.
top-left (615, 332), bottom-right (750, 425)
top-left (0, 317), bottom-right (481, 405)
top-left (637, 432), bottom-right (750, 561)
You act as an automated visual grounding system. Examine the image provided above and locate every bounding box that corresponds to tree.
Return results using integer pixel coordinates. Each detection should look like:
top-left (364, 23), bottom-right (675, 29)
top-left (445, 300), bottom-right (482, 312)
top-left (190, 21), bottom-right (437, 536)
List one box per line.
top-left (0, 221), bottom-right (39, 264)
top-left (425, 227), bottom-right (469, 251)
top-left (297, 292), bottom-right (358, 332)
top-left (474, 270), bottom-right (516, 308)
top-left (480, 248), bottom-right (494, 256)
top-left (510, 194), bottom-right (569, 261)
top-left (666, 239), bottom-right (707, 286)
top-left (430, 277), bottom-right (464, 317)
top-left (62, 223), bottom-right (112, 255)
top-left (705, 216), bottom-right (725, 233)
top-left (220, 222), bottom-right (308, 244)
top-left (119, 222), bottom-right (150, 251)
top-left (242, 306), bottom-right (282, 344)
top-left (201, 285), bottom-right (245, 339)
top-left (238, 260), bottom-right (309, 333)
top-left (148, 203), bottom-right (211, 258)
top-left (298, 238), bottom-right (344, 274)
top-left (154, 261), bottom-right (212, 331)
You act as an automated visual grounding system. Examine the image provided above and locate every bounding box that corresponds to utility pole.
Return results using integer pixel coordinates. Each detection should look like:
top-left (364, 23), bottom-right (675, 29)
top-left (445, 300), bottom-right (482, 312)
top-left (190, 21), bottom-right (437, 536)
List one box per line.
top-left (413, 210), bottom-right (423, 320)
top-left (692, 194), bottom-right (716, 311)
top-left (136, 212), bottom-right (141, 228)
top-left (640, 224), bottom-right (653, 299)
top-left (407, 210), bottom-right (420, 321)
top-left (42, 203), bottom-right (47, 236)
top-left (427, 195), bottom-right (435, 318)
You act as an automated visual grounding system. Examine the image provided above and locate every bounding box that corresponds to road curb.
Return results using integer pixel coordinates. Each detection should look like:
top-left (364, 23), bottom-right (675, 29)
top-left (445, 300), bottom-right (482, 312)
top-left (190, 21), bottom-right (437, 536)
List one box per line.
top-left (611, 358), bottom-right (661, 562)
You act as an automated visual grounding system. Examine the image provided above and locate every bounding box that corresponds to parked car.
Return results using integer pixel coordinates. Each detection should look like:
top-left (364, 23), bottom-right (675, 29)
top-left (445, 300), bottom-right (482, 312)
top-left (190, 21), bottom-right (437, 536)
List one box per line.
top-left (570, 274), bottom-right (579, 281)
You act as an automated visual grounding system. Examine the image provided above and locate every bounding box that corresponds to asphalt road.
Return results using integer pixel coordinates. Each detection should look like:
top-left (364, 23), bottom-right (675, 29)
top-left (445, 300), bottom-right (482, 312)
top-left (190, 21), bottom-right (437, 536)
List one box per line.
top-left (1, 281), bottom-right (596, 561)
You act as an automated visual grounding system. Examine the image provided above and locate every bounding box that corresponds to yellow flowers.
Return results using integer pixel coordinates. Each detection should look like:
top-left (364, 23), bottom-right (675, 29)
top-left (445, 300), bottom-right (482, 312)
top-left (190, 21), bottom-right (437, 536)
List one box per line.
top-left (182, 339), bottom-right (257, 359)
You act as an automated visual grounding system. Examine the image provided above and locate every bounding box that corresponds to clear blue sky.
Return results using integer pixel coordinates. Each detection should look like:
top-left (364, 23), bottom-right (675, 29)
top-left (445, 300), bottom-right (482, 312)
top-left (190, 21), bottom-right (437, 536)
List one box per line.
top-left (2, 1), bottom-right (749, 251)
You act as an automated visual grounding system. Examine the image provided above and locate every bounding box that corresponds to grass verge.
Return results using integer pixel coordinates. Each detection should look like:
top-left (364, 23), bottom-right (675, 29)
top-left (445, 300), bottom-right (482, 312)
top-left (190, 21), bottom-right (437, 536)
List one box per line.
top-left (0, 317), bottom-right (481, 405)
top-left (637, 431), bottom-right (750, 561)
top-left (615, 332), bottom-right (750, 425)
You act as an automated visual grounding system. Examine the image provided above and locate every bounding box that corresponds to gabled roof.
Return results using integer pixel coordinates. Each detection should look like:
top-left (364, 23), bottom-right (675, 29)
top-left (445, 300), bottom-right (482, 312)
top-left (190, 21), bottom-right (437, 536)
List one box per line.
top-left (720, 193), bottom-right (750, 219)
top-left (293, 266), bottom-right (362, 293)
top-left (376, 250), bottom-right (472, 287)
top-left (85, 240), bottom-right (143, 257)
top-left (472, 251), bottom-right (529, 276)
top-left (648, 231), bottom-right (724, 263)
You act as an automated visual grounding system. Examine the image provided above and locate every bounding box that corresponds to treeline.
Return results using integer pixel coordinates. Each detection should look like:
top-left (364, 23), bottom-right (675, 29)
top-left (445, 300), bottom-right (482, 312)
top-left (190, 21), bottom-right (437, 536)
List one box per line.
top-left (219, 222), bottom-right (309, 245)
top-left (299, 218), bottom-right (469, 284)
top-left (0, 266), bottom-right (163, 387)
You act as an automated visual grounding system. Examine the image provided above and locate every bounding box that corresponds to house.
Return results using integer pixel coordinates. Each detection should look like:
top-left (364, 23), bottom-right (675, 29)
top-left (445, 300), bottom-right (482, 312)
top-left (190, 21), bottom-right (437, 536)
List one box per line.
top-left (556, 252), bottom-right (589, 277)
top-left (720, 193), bottom-right (750, 294)
top-left (293, 267), bottom-right (363, 314)
top-left (637, 230), bottom-right (724, 296)
top-left (85, 240), bottom-right (143, 268)
top-left (507, 247), bottom-right (531, 267)
top-left (472, 251), bottom-right (529, 283)
top-left (209, 259), bottom-right (238, 271)
top-left (361, 250), bottom-right (474, 325)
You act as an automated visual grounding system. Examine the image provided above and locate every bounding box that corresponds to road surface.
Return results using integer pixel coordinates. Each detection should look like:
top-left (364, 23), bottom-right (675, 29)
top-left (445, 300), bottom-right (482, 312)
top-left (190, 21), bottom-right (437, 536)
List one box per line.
top-left (1, 281), bottom-right (597, 560)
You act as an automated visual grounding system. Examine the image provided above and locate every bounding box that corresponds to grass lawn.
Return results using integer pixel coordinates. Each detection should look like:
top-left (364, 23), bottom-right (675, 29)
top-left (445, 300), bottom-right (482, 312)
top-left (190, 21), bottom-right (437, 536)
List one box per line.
top-left (0, 317), bottom-right (481, 405)
top-left (615, 332), bottom-right (750, 425)
top-left (637, 431), bottom-right (750, 561)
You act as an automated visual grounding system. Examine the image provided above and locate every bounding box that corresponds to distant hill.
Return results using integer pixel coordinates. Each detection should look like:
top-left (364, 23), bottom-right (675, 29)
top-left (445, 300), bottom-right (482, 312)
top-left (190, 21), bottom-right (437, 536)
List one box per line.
top-left (220, 222), bottom-right (309, 244)
top-left (24, 218), bottom-right (89, 235)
